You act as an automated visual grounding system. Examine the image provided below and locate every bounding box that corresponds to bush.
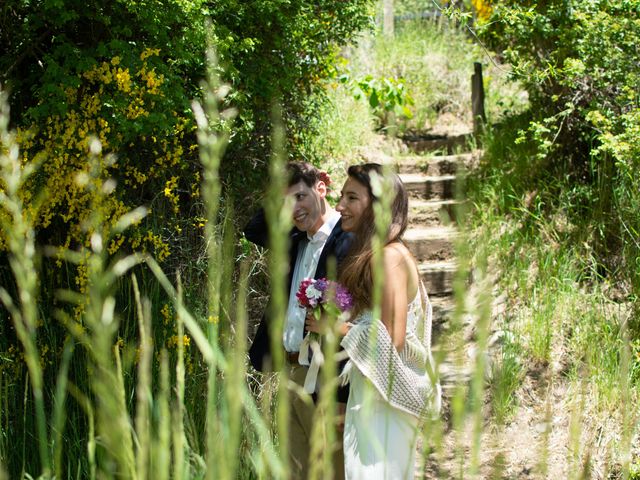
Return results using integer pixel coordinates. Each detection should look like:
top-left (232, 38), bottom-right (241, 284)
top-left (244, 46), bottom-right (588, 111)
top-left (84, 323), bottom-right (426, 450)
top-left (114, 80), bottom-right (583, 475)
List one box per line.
top-left (477, 0), bottom-right (640, 298)
top-left (0, 0), bottom-right (377, 278)
top-left (0, 0), bottom-right (377, 243)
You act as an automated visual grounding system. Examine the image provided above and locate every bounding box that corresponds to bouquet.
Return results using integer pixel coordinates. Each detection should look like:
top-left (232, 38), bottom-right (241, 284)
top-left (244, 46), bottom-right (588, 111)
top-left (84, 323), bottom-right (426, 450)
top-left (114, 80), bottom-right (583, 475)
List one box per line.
top-left (295, 277), bottom-right (353, 393)
top-left (296, 277), bottom-right (353, 317)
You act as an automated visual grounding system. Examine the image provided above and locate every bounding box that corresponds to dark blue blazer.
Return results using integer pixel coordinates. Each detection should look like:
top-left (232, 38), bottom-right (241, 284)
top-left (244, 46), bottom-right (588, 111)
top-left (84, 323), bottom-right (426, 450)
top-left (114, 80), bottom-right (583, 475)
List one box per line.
top-left (244, 209), bottom-right (353, 401)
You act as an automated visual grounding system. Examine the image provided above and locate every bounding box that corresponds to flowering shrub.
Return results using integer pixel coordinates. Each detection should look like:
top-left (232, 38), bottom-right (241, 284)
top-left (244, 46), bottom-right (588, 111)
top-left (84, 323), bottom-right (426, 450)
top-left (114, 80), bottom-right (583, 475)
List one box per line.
top-left (1, 0), bottom-right (376, 258)
top-left (11, 46), bottom-right (197, 258)
top-left (0, 1), bottom-right (377, 476)
top-left (471, 0), bottom-right (492, 22)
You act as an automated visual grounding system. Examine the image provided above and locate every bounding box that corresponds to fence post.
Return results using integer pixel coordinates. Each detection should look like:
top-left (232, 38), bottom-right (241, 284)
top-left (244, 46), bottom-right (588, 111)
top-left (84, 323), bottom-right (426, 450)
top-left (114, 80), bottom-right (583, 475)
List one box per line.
top-left (383, 0), bottom-right (394, 36)
top-left (471, 62), bottom-right (486, 134)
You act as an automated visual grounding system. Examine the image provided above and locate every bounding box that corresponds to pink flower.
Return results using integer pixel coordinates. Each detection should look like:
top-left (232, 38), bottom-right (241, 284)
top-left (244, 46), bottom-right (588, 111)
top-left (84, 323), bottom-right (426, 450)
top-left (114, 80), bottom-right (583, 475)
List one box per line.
top-left (296, 278), bottom-right (316, 308)
top-left (318, 171), bottom-right (332, 188)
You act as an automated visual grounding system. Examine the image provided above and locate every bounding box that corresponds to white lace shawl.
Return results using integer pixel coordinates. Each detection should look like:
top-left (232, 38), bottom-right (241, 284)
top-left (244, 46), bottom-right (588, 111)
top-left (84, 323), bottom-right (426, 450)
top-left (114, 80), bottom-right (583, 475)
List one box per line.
top-left (340, 285), bottom-right (442, 420)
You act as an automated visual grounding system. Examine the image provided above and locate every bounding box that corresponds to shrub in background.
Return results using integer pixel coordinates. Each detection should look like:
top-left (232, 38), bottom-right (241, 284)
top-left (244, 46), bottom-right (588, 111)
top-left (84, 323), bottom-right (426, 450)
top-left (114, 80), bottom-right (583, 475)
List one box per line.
top-left (475, 1), bottom-right (639, 306)
top-left (343, 16), bottom-right (526, 134)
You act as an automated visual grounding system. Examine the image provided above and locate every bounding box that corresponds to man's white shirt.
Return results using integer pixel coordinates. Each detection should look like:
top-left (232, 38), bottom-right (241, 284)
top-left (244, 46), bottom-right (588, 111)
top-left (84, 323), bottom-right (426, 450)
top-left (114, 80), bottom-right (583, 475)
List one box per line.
top-left (283, 210), bottom-right (340, 352)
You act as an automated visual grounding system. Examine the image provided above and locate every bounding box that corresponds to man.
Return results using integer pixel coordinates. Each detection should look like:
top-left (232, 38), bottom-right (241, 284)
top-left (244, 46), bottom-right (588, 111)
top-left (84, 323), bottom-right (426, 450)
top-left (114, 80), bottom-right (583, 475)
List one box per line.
top-left (244, 161), bottom-right (353, 480)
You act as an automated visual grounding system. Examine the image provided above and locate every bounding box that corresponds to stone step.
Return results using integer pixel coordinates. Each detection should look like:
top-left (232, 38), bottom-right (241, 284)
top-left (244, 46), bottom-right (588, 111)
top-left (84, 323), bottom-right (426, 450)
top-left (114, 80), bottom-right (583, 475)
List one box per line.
top-left (409, 198), bottom-right (464, 226)
top-left (394, 152), bottom-right (476, 175)
top-left (419, 261), bottom-right (457, 296)
top-left (404, 226), bottom-right (457, 262)
top-left (400, 173), bottom-right (457, 201)
top-left (401, 132), bottom-right (474, 155)
top-left (437, 361), bottom-right (472, 388)
top-left (429, 296), bottom-right (455, 327)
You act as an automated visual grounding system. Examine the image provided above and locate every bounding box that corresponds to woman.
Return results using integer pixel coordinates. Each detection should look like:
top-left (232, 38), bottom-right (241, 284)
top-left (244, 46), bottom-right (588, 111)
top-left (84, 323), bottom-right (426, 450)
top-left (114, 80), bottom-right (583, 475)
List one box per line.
top-left (309, 163), bottom-right (441, 479)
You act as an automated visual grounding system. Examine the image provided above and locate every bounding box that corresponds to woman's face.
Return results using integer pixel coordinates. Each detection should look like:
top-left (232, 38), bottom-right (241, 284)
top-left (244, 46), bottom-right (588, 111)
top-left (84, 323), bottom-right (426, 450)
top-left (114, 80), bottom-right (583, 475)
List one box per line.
top-left (336, 176), bottom-right (371, 232)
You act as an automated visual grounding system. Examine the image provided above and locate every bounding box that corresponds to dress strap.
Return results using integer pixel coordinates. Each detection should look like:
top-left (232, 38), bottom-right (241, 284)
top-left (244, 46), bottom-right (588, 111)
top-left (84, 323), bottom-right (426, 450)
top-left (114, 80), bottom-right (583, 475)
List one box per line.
top-left (416, 281), bottom-right (433, 349)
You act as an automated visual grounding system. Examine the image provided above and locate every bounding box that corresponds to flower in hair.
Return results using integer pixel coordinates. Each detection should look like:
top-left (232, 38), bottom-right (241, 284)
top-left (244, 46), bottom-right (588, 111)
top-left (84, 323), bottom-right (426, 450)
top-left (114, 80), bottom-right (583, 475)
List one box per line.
top-left (318, 171), bottom-right (332, 187)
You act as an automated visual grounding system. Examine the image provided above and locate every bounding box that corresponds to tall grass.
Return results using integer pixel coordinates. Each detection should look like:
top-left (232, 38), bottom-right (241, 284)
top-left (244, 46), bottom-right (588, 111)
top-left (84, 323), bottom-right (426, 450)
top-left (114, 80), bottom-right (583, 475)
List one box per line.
top-left (465, 114), bottom-right (640, 476)
top-left (0, 89), bottom-right (51, 477)
top-left (1, 13), bottom-right (638, 480)
top-left (0, 43), bottom-right (380, 478)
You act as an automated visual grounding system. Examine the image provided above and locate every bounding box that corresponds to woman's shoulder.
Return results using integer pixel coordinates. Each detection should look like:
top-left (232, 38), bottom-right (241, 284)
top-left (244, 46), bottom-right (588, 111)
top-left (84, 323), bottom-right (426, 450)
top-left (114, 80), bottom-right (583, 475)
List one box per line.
top-left (383, 242), bottom-right (420, 295)
top-left (383, 241), bottom-right (413, 263)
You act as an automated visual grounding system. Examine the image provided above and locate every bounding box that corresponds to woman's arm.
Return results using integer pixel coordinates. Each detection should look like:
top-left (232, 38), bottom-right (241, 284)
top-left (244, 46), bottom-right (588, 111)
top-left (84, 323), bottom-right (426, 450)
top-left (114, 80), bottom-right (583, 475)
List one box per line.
top-left (305, 311), bottom-right (353, 336)
top-left (380, 245), bottom-right (410, 351)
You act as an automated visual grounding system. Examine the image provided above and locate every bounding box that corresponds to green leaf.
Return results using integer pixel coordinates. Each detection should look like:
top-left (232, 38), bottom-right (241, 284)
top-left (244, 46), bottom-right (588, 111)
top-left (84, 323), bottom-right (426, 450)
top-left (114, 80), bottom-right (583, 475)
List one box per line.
top-left (369, 89), bottom-right (379, 108)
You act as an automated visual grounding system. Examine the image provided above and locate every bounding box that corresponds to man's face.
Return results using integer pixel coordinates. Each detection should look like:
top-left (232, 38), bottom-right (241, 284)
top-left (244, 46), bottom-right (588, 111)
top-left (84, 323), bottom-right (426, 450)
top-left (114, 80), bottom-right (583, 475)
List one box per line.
top-left (286, 180), bottom-right (326, 235)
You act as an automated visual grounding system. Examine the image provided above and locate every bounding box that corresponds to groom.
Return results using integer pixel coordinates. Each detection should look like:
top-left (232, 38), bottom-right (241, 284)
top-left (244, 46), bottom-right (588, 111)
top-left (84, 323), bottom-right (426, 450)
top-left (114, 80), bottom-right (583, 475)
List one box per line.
top-left (244, 161), bottom-right (353, 480)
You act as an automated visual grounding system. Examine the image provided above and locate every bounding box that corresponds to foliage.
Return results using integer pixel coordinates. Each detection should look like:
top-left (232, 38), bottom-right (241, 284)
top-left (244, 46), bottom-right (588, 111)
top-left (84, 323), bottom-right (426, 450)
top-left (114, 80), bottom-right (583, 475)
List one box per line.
top-left (489, 331), bottom-right (524, 423)
top-left (0, 60), bottom-right (288, 477)
top-left (1, 0), bottom-right (206, 277)
top-left (343, 17), bottom-right (526, 134)
top-left (0, 0), bottom-right (376, 476)
top-left (340, 73), bottom-right (414, 129)
top-left (199, 0), bottom-right (376, 209)
top-left (0, 0), bottom-right (377, 305)
top-left (296, 83), bottom-right (379, 176)
top-left (477, 0), bottom-right (640, 295)
top-left (467, 128), bottom-right (640, 465)
top-left (394, 0), bottom-right (492, 21)
top-left (1, 0), bottom-right (205, 116)
top-left (0, 0), bottom-right (376, 256)
top-left (12, 49), bottom-right (194, 260)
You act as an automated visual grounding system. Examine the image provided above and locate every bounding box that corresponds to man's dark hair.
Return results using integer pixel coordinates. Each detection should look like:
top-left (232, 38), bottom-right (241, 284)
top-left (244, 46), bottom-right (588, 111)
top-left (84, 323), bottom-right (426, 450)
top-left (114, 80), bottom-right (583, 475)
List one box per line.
top-left (286, 161), bottom-right (320, 188)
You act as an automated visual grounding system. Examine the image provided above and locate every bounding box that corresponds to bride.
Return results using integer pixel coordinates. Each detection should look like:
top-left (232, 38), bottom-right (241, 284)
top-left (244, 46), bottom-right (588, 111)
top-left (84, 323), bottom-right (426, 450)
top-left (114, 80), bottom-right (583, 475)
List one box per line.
top-left (308, 163), bottom-right (441, 479)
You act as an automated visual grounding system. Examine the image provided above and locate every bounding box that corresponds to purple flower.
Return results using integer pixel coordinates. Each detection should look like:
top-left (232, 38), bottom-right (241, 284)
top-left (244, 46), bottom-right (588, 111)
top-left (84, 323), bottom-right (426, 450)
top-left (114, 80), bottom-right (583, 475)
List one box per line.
top-left (314, 278), bottom-right (328, 293)
top-left (334, 285), bottom-right (354, 312)
top-left (296, 277), bottom-right (353, 314)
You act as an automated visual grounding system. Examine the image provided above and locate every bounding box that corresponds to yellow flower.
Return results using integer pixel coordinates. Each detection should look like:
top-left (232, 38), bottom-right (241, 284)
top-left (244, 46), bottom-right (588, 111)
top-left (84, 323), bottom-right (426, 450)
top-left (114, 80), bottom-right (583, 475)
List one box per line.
top-left (163, 176), bottom-right (180, 214)
top-left (167, 334), bottom-right (191, 348)
top-left (140, 48), bottom-right (161, 61)
top-left (161, 303), bottom-right (173, 325)
top-left (115, 68), bottom-right (132, 93)
top-left (471, 0), bottom-right (492, 21)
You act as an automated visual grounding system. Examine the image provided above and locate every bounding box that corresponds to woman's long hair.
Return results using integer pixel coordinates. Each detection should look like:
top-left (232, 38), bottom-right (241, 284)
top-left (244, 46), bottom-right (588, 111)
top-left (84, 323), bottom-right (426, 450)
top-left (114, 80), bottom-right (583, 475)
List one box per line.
top-left (339, 163), bottom-right (409, 317)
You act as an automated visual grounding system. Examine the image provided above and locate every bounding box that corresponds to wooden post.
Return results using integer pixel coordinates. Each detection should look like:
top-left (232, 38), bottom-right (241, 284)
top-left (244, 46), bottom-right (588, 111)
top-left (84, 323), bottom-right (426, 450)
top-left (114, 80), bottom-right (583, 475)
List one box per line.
top-left (383, 0), bottom-right (394, 37)
top-left (471, 62), bottom-right (486, 134)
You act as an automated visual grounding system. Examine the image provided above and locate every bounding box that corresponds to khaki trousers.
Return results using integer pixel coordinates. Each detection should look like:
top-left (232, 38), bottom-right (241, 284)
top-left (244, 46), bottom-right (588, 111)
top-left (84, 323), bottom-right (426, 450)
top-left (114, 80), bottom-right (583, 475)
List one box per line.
top-left (287, 363), bottom-right (345, 480)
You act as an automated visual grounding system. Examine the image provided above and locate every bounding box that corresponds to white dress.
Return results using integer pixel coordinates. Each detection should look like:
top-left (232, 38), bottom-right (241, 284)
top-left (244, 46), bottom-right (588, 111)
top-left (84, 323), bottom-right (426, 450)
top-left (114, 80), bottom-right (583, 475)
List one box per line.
top-left (341, 292), bottom-right (440, 480)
